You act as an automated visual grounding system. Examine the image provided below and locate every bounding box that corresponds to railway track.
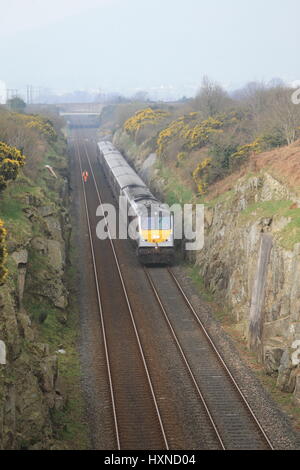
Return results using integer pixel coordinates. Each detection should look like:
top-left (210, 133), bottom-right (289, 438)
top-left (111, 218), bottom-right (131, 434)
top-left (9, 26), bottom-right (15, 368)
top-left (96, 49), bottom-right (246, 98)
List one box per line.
top-left (72, 128), bottom-right (274, 450)
top-left (73, 134), bottom-right (168, 450)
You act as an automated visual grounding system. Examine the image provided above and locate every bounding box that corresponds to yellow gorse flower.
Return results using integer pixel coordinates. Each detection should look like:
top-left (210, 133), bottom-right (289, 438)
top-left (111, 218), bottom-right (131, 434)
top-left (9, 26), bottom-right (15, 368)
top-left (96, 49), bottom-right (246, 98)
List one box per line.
top-left (156, 112), bottom-right (238, 157)
top-left (192, 158), bottom-right (212, 195)
top-left (0, 141), bottom-right (26, 191)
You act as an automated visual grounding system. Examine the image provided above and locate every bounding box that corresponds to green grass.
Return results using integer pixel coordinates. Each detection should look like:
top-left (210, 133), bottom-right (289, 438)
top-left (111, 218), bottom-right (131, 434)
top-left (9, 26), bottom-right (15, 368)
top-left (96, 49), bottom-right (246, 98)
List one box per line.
top-left (188, 264), bottom-right (214, 302)
top-left (158, 166), bottom-right (195, 206)
top-left (0, 191), bottom-right (32, 246)
top-left (0, 196), bottom-right (24, 221)
top-left (186, 264), bottom-right (235, 324)
top-left (257, 372), bottom-right (300, 424)
top-left (279, 216), bottom-right (300, 250)
top-left (42, 137), bottom-right (67, 167)
top-left (205, 188), bottom-right (235, 209)
top-left (240, 200), bottom-right (292, 219)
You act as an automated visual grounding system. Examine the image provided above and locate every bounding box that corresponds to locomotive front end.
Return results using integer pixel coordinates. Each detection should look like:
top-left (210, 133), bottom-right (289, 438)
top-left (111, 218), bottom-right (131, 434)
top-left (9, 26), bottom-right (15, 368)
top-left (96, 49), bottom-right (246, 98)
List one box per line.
top-left (137, 208), bottom-right (175, 265)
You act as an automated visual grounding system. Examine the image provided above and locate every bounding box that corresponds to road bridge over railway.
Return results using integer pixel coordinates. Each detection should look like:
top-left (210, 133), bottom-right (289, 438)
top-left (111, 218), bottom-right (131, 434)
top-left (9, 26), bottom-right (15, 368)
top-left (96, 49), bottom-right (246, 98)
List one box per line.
top-left (60, 111), bottom-right (101, 128)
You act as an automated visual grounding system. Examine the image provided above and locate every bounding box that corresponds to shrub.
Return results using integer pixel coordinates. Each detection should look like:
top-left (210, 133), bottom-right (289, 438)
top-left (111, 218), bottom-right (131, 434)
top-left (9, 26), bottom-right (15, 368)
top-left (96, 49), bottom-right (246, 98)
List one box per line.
top-left (229, 132), bottom-right (281, 165)
top-left (192, 158), bottom-right (212, 194)
top-left (157, 113), bottom-right (199, 157)
top-left (0, 141), bottom-right (26, 192)
top-left (25, 117), bottom-right (57, 142)
top-left (156, 111), bottom-right (242, 158)
top-left (182, 117), bottom-right (224, 150)
top-left (124, 108), bottom-right (170, 138)
top-left (177, 152), bottom-right (187, 163)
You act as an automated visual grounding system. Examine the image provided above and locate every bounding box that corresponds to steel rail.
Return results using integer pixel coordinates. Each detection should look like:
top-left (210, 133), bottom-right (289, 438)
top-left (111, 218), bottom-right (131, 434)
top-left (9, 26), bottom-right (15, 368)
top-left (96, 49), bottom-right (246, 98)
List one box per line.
top-left (144, 267), bottom-right (225, 450)
top-left (167, 267), bottom-right (274, 450)
top-left (80, 133), bottom-right (169, 450)
top-left (73, 135), bottom-right (120, 449)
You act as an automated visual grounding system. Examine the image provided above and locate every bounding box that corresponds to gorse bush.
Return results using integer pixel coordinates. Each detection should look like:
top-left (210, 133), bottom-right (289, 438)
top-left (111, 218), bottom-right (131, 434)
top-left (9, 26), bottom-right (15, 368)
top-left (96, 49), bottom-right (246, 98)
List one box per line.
top-left (192, 158), bottom-right (212, 195)
top-left (0, 108), bottom-right (61, 181)
top-left (0, 109), bottom-right (58, 146)
top-left (156, 111), bottom-right (245, 158)
top-left (18, 114), bottom-right (57, 142)
top-left (182, 117), bottom-right (224, 150)
top-left (0, 141), bottom-right (26, 191)
top-left (124, 108), bottom-right (170, 137)
top-left (230, 131), bottom-right (287, 164)
top-left (0, 141), bottom-right (26, 285)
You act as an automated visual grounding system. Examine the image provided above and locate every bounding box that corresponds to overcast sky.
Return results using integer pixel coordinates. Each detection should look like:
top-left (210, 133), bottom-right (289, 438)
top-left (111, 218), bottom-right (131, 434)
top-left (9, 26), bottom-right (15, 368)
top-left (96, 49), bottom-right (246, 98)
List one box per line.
top-left (0, 0), bottom-right (299, 97)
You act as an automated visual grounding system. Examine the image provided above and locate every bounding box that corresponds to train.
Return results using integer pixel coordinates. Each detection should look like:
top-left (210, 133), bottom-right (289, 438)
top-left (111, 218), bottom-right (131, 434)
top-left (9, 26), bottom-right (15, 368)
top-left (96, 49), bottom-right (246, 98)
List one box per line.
top-left (97, 141), bottom-right (175, 265)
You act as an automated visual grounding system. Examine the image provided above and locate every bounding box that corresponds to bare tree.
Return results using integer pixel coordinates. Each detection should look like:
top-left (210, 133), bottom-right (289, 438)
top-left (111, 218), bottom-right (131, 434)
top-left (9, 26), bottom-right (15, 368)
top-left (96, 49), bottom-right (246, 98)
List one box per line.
top-left (266, 86), bottom-right (300, 145)
top-left (193, 76), bottom-right (232, 118)
top-left (233, 81), bottom-right (269, 134)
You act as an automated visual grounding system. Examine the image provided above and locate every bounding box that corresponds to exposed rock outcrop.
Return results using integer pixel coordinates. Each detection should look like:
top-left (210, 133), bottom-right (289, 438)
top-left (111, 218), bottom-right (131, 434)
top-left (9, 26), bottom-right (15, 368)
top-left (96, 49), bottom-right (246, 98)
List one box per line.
top-left (0, 173), bottom-right (70, 449)
top-left (0, 283), bottom-right (64, 449)
top-left (195, 173), bottom-right (300, 394)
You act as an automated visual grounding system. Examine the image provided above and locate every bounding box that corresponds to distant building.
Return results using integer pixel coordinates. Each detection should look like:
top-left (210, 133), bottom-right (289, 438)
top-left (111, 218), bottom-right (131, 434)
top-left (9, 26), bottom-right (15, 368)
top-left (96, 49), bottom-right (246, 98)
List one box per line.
top-left (0, 80), bottom-right (6, 104)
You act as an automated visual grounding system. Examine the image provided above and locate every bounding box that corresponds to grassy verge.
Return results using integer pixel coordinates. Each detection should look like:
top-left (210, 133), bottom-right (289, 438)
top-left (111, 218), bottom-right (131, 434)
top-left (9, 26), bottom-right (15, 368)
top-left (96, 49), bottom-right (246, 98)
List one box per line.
top-left (156, 164), bottom-right (195, 206)
top-left (239, 200), bottom-right (300, 250)
top-left (187, 264), bottom-right (234, 323)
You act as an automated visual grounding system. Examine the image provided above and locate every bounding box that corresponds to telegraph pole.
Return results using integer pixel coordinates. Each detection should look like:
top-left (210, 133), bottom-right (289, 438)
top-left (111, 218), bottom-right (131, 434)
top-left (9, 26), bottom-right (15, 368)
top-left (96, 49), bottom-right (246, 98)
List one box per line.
top-left (26, 85), bottom-right (30, 104)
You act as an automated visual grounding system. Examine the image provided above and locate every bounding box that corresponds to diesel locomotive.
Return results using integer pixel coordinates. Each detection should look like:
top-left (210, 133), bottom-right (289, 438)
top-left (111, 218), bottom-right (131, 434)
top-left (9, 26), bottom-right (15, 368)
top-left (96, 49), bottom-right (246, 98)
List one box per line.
top-left (97, 141), bottom-right (175, 265)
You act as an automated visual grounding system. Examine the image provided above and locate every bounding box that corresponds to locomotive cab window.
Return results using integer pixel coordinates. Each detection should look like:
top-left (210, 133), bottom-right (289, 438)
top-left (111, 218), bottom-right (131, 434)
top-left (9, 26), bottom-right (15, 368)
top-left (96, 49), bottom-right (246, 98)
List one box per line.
top-left (141, 214), bottom-right (171, 230)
